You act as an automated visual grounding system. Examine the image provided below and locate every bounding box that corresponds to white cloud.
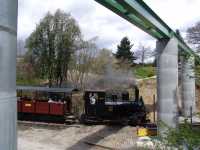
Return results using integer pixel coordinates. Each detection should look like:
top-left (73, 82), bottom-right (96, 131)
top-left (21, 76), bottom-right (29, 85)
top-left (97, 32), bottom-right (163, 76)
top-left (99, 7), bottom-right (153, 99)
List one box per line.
top-left (17, 0), bottom-right (200, 51)
top-left (145, 0), bottom-right (200, 29)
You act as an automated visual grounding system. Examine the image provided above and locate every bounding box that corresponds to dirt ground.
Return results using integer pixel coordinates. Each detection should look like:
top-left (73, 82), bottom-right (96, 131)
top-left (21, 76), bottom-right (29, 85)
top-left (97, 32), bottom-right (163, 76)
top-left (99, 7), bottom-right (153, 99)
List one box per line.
top-left (18, 123), bottom-right (138, 150)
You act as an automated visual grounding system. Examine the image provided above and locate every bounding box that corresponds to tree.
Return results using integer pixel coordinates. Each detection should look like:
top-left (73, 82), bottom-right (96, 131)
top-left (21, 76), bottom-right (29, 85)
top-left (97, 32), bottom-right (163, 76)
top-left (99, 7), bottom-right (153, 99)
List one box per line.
top-left (17, 39), bottom-right (26, 57)
top-left (68, 38), bottom-right (97, 89)
top-left (115, 37), bottom-right (136, 64)
top-left (187, 21), bottom-right (200, 51)
top-left (186, 23), bottom-right (200, 83)
top-left (92, 48), bottom-right (113, 74)
top-left (135, 44), bottom-right (152, 65)
top-left (17, 58), bottom-right (37, 85)
top-left (53, 10), bottom-right (81, 87)
top-left (26, 9), bottom-right (81, 87)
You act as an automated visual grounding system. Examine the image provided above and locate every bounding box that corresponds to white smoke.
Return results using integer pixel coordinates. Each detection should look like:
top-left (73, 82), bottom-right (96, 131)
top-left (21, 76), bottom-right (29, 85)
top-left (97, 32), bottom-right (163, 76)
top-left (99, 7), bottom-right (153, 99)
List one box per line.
top-left (87, 61), bottom-right (136, 90)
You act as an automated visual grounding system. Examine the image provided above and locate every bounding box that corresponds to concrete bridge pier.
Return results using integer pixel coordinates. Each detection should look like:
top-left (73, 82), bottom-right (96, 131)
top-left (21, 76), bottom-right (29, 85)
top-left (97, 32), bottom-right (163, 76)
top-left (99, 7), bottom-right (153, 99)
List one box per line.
top-left (156, 37), bottom-right (179, 132)
top-left (0, 0), bottom-right (18, 149)
top-left (181, 55), bottom-right (195, 117)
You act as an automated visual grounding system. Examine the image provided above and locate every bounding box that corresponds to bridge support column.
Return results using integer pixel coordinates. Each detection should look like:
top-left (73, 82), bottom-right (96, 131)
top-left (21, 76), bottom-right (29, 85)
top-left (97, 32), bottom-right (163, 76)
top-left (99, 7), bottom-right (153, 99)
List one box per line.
top-left (0, 0), bottom-right (18, 149)
top-left (156, 37), bottom-right (178, 133)
top-left (181, 56), bottom-right (195, 117)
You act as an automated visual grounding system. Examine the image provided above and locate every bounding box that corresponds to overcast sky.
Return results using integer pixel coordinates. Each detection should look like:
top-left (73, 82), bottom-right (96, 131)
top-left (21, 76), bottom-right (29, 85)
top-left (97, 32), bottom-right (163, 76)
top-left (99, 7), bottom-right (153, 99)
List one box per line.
top-left (18, 0), bottom-right (200, 51)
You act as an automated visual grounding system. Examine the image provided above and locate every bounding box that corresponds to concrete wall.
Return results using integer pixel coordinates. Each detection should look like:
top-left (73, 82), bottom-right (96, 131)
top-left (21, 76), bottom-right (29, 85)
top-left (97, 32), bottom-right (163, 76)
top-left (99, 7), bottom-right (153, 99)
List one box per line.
top-left (181, 56), bottom-right (195, 116)
top-left (0, 0), bottom-right (18, 149)
top-left (156, 38), bottom-right (178, 130)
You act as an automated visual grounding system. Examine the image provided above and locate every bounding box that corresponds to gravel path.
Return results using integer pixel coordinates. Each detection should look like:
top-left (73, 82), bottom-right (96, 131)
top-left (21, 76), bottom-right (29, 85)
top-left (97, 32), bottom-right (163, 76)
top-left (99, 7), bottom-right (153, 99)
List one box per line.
top-left (18, 123), bottom-right (138, 150)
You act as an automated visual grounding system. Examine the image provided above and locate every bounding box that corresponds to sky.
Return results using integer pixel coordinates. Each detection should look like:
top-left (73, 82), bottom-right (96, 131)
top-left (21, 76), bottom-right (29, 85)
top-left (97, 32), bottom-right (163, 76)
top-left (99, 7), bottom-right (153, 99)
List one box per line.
top-left (18, 0), bottom-right (200, 52)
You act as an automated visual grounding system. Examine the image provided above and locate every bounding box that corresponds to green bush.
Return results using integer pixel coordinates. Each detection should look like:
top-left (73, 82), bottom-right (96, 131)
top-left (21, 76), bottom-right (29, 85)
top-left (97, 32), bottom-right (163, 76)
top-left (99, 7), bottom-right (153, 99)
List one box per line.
top-left (157, 121), bottom-right (200, 150)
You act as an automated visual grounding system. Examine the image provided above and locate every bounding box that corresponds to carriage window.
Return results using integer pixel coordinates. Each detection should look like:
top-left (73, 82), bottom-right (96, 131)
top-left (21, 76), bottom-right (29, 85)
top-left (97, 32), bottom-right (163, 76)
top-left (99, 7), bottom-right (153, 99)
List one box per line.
top-left (105, 93), bottom-right (112, 102)
top-left (21, 91), bottom-right (36, 100)
top-left (36, 92), bottom-right (48, 101)
top-left (48, 92), bottom-right (65, 101)
top-left (105, 92), bottom-right (121, 102)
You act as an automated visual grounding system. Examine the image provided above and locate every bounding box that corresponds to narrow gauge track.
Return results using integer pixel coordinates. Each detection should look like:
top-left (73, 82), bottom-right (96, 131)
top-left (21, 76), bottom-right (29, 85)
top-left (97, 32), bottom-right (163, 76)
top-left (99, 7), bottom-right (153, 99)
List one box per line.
top-left (18, 116), bottom-right (79, 128)
top-left (18, 113), bottom-right (78, 126)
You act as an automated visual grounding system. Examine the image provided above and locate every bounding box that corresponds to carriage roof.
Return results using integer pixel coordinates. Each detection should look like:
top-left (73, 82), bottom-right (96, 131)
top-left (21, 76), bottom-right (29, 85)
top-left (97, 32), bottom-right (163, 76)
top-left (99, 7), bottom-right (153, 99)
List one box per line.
top-left (17, 86), bottom-right (75, 93)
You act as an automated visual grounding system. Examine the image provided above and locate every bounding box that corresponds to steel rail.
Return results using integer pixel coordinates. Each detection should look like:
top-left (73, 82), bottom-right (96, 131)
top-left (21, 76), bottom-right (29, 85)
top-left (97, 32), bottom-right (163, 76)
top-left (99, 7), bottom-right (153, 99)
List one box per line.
top-left (95, 0), bottom-right (196, 56)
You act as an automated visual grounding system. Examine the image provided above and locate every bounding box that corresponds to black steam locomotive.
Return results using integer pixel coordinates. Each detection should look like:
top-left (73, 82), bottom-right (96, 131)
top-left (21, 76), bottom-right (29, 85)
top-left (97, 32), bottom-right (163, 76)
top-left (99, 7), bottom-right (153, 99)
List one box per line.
top-left (80, 87), bottom-right (147, 125)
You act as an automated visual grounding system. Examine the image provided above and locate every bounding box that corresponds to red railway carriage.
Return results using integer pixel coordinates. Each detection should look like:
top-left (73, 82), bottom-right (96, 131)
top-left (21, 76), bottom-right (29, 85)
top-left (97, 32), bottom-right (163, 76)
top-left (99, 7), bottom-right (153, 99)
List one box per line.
top-left (22, 100), bottom-right (35, 113)
top-left (35, 101), bottom-right (49, 114)
top-left (17, 86), bottom-right (74, 123)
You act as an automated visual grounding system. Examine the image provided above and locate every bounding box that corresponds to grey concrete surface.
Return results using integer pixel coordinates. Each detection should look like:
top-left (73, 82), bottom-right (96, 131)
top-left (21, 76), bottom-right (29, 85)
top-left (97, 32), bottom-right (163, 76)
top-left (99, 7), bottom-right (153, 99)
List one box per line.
top-left (156, 37), bottom-right (179, 130)
top-left (181, 56), bottom-right (196, 116)
top-left (0, 0), bottom-right (18, 149)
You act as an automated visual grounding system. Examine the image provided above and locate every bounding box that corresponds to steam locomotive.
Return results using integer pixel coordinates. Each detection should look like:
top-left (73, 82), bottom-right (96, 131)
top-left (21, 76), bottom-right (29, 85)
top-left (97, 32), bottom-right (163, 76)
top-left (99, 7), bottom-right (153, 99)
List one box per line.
top-left (80, 87), bottom-right (148, 125)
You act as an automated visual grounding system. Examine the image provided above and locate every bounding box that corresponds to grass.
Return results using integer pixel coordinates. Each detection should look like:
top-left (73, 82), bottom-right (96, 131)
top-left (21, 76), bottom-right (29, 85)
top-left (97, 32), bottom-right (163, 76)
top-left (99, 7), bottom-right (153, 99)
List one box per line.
top-left (134, 65), bottom-right (156, 79)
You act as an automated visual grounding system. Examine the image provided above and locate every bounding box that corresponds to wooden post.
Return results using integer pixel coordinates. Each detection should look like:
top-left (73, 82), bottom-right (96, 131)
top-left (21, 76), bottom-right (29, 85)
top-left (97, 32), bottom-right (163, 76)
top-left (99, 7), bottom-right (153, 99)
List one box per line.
top-left (153, 94), bottom-right (156, 123)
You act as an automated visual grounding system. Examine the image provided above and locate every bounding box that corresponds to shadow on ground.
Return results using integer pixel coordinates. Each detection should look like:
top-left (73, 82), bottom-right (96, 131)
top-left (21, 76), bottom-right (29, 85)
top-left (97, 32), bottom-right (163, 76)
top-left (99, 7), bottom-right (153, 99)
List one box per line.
top-left (67, 125), bottom-right (123, 150)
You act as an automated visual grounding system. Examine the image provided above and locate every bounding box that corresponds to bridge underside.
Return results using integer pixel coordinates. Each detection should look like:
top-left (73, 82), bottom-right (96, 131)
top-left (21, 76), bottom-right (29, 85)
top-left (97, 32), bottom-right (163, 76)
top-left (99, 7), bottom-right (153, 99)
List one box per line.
top-left (96, 0), bottom-right (170, 39)
top-left (95, 0), bottom-right (195, 55)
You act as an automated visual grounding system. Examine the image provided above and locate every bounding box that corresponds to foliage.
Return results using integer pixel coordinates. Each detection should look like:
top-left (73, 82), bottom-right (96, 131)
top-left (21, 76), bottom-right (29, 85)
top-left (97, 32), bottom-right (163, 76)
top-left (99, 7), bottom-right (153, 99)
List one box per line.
top-left (17, 39), bottom-right (26, 56)
top-left (17, 57), bottom-right (38, 84)
top-left (92, 48), bottom-right (113, 74)
top-left (157, 121), bottom-right (200, 150)
top-left (186, 21), bottom-right (200, 85)
top-left (68, 38), bottom-right (97, 89)
top-left (115, 37), bottom-right (136, 64)
top-left (133, 66), bottom-right (155, 79)
top-left (25, 9), bottom-right (81, 87)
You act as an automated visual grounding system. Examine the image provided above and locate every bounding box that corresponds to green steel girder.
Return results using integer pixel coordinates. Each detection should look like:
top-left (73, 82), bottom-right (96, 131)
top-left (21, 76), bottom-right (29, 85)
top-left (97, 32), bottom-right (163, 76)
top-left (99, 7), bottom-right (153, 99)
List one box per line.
top-left (95, 0), bottom-right (196, 56)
